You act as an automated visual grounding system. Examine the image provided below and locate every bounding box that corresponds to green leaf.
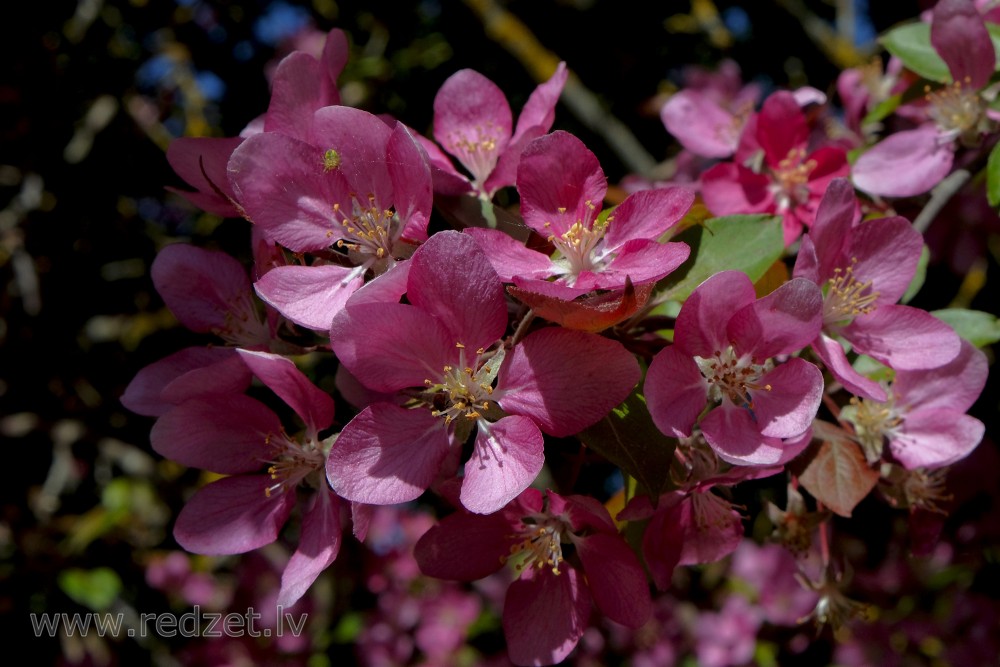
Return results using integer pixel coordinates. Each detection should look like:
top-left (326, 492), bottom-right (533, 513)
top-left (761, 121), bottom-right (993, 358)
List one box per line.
top-left (578, 390), bottom-right (677, 499)
top-left (657, 214), bottom-right (784, 302)
top-left (988, 141), bottom-right (1000, 207)
top-left (932, 308), bottom-right (1000, 347)
top-left (901, 245), bottom-right (930, 303)
top-left (58, 567), bottom-right (122, 611)
top-left (861, 93), bottom-right (903, 127)
top-left (881, 23), bottom-right (950, 82)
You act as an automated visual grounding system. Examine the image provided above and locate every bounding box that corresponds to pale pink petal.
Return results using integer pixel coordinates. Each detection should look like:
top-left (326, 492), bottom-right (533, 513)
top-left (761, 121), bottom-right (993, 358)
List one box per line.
top-left (407, 230), bottom-right (508, 351)
top-left (151, 395), bottom-right (279, 473)
top-left (344, 261), bottom-right (410, 306)
top-left (277, 489), bottom-right (341, 608)
top-left (330, 302), bottom-right (454, 393)
top-left (504, 567), bottom-right (590, 667)
top-left (174, 475), bottom-right (296, 555)
top-left (152, 244), bottom-right (253, 333)
top-left (752, 358), bottom-right (823, 438)
top-left (414, 511), bottom-right (512, 580)
top-left (701, 403), bottom-right (788, 465)
top-left (603, 187), bottom-right (695, 247)
top-left (674, 270), bottom-right (757, 356)
top-left (122, 347), bottom-right (248, 417)
top-left (433, 69), bottom-right (512, 184)
top-left (792, 86), bottom-right (827, 106)
top-left (575, 532), bottom-right (651, 628)
top-left (727, 278), bottom-right (823, 359)
top-left (236, 349), bottom-right (335, 434)
top-left (460, 416), bottom-right (544, 515)
top-left (893, 339), bottom-right (988, 412)
top-left (517, 131), bottom-right (607, 237)
top-left (464, 228), bottom-right (554, 282)
top-left (661, 90), bottom-right (741, 158)
top-left (852, 126), bottom-right (954, 198)
top-left (496, 327), bottom-right (640, 437)
top-left (844, 305), bottom-right (961, 370)
top-left (326, 404), bottom-right (450, 505)
top-left (891, 409), bottom-right (985, 469)
top-left (254, 264), bottom-right (362, 331)
top-left (811, 334), bottom-right (887, 401)
top-left (645, 346), bottom-right (709, 438)
top-left (932, 0), bottom-right (995, 89)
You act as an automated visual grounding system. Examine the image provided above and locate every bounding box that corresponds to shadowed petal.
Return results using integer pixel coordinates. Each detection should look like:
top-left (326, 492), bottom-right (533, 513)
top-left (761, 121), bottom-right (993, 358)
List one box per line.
top-left (701, 403), bottom-right (788, 465)
top-left (237, 349), bottom-right (335, 434)
top-left (675, 270), bottom-right (758, 356)
top-left (728, 278), bottom-right (823, 359)
top-left (254, 264), bottom-right (362, 331)
top-left (414, 511), bottom-right (512, 580)
top-left (931, 0), bottom-right (995, 89)
top-left (504, 567), bottom-right (590, 667)
top-left (576, 532), bottom-right (651, 628)
top-left (277, 489), bottom-right (341, 608)
top-left (461, 417), bottom-right (544, 514)
top-left (603, 187), bottom-right (695, 247)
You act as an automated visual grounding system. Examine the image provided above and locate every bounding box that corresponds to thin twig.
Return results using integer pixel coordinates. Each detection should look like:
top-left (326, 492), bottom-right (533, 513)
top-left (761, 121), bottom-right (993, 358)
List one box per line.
top-left (912, 168), bottom-right (972, 234)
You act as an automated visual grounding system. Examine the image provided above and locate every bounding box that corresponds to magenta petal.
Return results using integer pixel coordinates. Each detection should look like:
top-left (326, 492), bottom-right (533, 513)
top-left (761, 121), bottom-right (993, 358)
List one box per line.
top-left (701, 403), bottom-right (788, 465)
top-left (603, 186), bottom-right (695, 247)
top-left (174, 475), bottom-right (296, 555)
top-left (151, 395), bottom-right (279, 473)
top-left (497, 327), bottom-right (640, 437)
top-left (254, 264), bottom-right (362, 331)
top-left (331, 302), bottom-right (454, 393)
top-left (236, 349), bottom-right (335, 434)
top-left (414, 511), bottom-right (512, 580)
top-left (811, 334), bottom-right (887, 401)
top-left (661, 90), bottom-right (740, 158)
top-left (641, 498), bottom-right (683, 590)
top-left (387, 123), bottom-right (433, 242)
top-left (122, 347), bottom-right (248, 417)
top-left (326, 404), bottom-right (450, 505)
top-left (757, 91), bottom-right (809, 165)
top-left (844, 305), bottom-right (960, 370)
top-left (277, 489), bottom-right (341, 608)
top-left (675, 270), bottom-right (757, 356)
top-left (503, 567), bottom-right (590, 667)
top-left (264, 52), bottom-right (336, 140)
top-left (599, 239), bottom-right (690, 287)
top-left (575, 533), bottom-right (651, 628)
top-left (166, 136), bottom-right (243, 217)
top-left (309, 106), bottom-right (394, 204)
top-left (891, 409), bottom-right (985, 469)
top-left (464, 228), bottom-right (553, 282)
top-left (517, 131), bottom-right (607, 237)
top-left (512, 62), bottom-right (567, 145)
top-left (752, 358), bottom-right (823, 438)
top-left (852, 126), bottom-right (954, 198)
top-left (848, 216), bottom-right (923, 305)
top-left (700, 162), bottom-right (774, 216)
top-left (228, 132), bottom-right (344, 252)
top-left (407, 231), bottom-right (508, 351)
top-left (460, 417), bottom-right (544, 515)
top-left (805, 177), bottom-right (857, 275)
top-left (152, 244), bottom-right (253, 333)
top-left (433, 69), bottom-right (512, 183)
top-left (645, 346), bottom-right (709, 438)
top-left (728, 278), bottom-right (823, 359)
top-left (675, 492), bottom-right (744, 565)
top-left (932, 0), bottom-right (995, 89)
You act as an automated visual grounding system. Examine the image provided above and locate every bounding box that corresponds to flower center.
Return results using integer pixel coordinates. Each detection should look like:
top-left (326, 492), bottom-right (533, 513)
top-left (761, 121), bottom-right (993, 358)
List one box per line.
top-left (770, 147), bottom-right (817, 213)
top-left (502, 517), bottom-right (568, 575)
top-left (263, 431), bottom-right (327, 498)
top-left (695, 346), bottom-right (773, 409)
top-left (925, 78), bottom-right (989, 144)
top-left (423, 343), bottom-right (503, 425)
top-left (212, 291), bottom-right (272, 348)
top-left (545, 201), bottom-right (610, 281)
top-left (330, 193), bottom-right (403, 273)
top-left (823, 261), bottom-right (879, 326)
top-left (846, 394), bottom-right (901, 462)
top-left (446, 122), bottom-right (502, 194)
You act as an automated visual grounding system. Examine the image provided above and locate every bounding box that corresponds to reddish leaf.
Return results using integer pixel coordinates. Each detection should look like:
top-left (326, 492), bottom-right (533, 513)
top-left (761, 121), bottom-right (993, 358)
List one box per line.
top-left (508, 277), bottom-right (652, 333)
top-left (799, 429), bottom-right (879, 518)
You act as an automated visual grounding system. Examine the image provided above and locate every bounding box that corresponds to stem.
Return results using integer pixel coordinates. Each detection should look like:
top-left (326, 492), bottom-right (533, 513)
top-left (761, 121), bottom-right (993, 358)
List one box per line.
top-left (509, 310), bottom-right (535, 347)
top-left (912, 168), bottom-right (971, 234)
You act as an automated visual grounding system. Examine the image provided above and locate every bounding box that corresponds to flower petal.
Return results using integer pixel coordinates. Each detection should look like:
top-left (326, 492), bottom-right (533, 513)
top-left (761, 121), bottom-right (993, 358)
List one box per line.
top-left (645, 346), bottom-right (709, 438)
top-left (460, 416), bottom-right (545, 515)
top-left (277, 489), bottom-right (341, 608)
top-left (236, 349), bottom-right (335, 434)
top-left (701, 403), bottom-right (789, 465)
top-left (503, 567), bottom-right (590, 667)
top-left (575, 532), bottom-right (651, 628)
top-left (811, 334), bottom-right (887, 401)
top-left (254, 264), bottom-right (362, 331)
top-left (752, 358), bottom-right (823, 439)
top-left (674, 270), bottom-right (757, 356)
top-left (728, 277), bottom-right (823, 359)
top-left (844, 305), bottom-right (961, 370)
top-left (852, 126), bottom-right (954, 198)
top-left (931, 0), bottom-right (995, 89)
top-left (433, 69), bottom-right (512, 184)
top-left (661, 90), bottom-right (740, 158)
top-left (891, 409), bottom-right (984, 469)
top-left (414, 510), bottom-right (512, 580)
top-left (603, 186), bottom-right (695, 247)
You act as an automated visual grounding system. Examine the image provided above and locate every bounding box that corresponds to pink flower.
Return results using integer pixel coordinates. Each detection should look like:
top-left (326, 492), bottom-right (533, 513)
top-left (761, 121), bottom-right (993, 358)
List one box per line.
top-left (700, 91), bottom-right (850, 245)
top-left (645, 270), bottom-right (824, 465)
top-left (853, 0), bottom-right (997, 197)
top-left (151, 349), bottom-right (341, 608)
top-left (414, 488), bottom-right (652, 666)
top-left (420, 64), bottom-right (568, 198)
top-left (793, 179), bottom-right (961, 400)
top-left (327, 231), bottom-right (640, 514)
top-left (228, 106), bottom-right (432, 330)
top-left (467, 131), bottom-right (692, 295)
top-left (844, 339), bottom-right (987, 469)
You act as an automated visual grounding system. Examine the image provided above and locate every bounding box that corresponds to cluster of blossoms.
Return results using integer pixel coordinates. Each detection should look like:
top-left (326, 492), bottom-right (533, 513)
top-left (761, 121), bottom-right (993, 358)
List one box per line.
top-left (125, 1), bottom-right (995, 663)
